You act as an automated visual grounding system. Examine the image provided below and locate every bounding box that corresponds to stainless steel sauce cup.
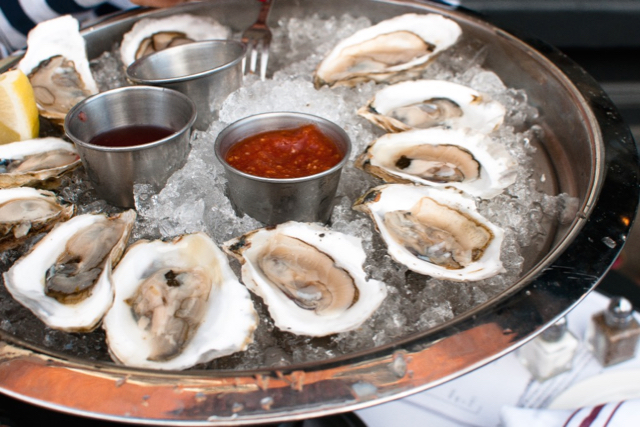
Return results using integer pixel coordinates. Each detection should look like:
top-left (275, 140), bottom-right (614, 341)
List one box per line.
top-left (65, 86), bottom-right (196, 208)
top-left (126, 39), bottom-right (245, 130)
top-left (215, 112), bottom-right (352, 225)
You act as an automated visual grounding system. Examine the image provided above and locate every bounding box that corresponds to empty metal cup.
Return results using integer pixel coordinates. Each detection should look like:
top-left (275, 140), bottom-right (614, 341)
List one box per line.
top-left (126, 40), bottom-right (245, 130)
top-left (65, 86), bottom-right (196, 208)
top-left (215, 112), bottom-right (352, 225)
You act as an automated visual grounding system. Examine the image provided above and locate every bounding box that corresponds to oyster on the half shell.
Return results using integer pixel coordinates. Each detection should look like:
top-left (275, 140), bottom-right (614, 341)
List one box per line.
top-left (103, 233), bottom-right (258, 370)
top-left (355, 127), bottom-right (517, 199)
top-left (3, 210), bottom-right (136, 332)
top-left (354, 184), bottom-right (505, 281)
top-left (0, 187), bottom-right (74, 250)
top-left (357, 80), bottom-right (506, 134)
top-left (314, 13), bottom-right (461, 88)
top-left (0, 137), bottom-right (81, 188)
top-left (119, 14), bottom-right (231, 66)
top-left (223, 222), bottom-right (387, 337)
top-left (18, 15), bottom-right (98, 123)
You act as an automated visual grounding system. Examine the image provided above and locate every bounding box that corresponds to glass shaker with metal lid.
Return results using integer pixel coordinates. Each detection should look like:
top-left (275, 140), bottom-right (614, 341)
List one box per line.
top-left (517, 317), bottom-right (579, 381)
top-left (587, 297), bottom-right (640, 366)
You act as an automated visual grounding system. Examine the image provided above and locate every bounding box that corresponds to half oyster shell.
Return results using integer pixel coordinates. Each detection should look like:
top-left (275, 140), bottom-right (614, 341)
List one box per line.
top-left (354, 184), bottom-right (505, 281)
top-left (355, 127), bottom-right (517, 199)
top-left (357, 80), bottom-right (506, 134)
top-left (3, 210), bottom-right (135, 332)
top-left (0, 187), bottom-right (74, 250)
top-left (0, 137), bottom-right (81, 188)
top-left (314, 13), bottom-right (461, 88)
top-left (223, 222), bottom-right (387, 337)
top-left (103, 233), bottom-right (258, 370)
top-left (119, 14), bottom-right (232, 66)
top-left (18, 15), bottom-right (98, 124)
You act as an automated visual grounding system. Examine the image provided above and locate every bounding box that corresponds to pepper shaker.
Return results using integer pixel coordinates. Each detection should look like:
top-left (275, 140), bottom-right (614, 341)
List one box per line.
top-left (587, 297), bottom-right (640, 366)
top-left (517, 317), bottom-right (579, 382)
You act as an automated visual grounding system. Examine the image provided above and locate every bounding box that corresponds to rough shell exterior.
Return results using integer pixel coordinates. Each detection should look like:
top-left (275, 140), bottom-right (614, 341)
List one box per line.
top-left (353, 184), bottom-right (505, 281)
top-left (355, 127), bottom-right (518, 199)
top-left (3, 211), bottom-right (136, 332)
top-left (357, 80), bottom-right (506, 134)
top-left (314, 13), bottom-right (461, 87)
top-left (223, 222), bottom-right (387, 337)
top-left (103, 232), bottom-right (258, 370)
top-left (0, 138), bottom-right (81, 188)
top-left (119, 14), bottom-right (232, 66)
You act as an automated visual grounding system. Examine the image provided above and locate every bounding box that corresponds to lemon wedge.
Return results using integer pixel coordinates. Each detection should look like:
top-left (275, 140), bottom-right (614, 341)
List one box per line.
top-left (0, 69), bottom-right (40, 144)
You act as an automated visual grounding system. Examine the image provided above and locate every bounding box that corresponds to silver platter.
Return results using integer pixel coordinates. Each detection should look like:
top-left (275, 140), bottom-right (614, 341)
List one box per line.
top-left (0, 0), bottom-right (638, 424)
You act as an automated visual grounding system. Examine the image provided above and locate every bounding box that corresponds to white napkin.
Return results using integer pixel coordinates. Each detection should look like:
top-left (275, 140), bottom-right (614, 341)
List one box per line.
top-left (501, 399), bottom-right (640, 427)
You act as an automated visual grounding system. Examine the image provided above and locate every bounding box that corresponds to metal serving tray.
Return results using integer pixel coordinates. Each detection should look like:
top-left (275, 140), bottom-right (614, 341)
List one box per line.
top-left (0, 0), bottom-right (638, 424)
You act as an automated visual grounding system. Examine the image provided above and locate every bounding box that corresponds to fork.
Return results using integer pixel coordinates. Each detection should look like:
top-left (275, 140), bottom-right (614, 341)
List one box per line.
top-left (241, 0), bottom-right (273, 81)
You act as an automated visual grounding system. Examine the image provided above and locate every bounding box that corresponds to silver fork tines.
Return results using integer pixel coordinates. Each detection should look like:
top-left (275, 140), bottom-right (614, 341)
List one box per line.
top-left (241, 0), bottom-right (273, 81)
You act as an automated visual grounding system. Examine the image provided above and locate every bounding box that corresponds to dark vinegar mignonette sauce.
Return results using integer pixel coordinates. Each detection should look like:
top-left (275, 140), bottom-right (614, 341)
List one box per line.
top-left (225, 124), bottom-right (344, 179)
top-left (89, 125), bottom-right (174, 148)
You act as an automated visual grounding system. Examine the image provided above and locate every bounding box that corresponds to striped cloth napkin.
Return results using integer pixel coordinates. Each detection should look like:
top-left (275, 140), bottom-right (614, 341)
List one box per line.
top-left (501, 399), bottom-right (640, 427)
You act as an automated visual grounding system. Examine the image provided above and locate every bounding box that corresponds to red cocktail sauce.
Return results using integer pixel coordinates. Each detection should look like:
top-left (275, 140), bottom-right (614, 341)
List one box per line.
top-left (225, 124), bottom-right (343, 179)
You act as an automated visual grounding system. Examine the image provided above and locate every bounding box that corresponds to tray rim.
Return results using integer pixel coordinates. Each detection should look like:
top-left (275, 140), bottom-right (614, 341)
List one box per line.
top-left (0, 0), bottom-right (637, 424)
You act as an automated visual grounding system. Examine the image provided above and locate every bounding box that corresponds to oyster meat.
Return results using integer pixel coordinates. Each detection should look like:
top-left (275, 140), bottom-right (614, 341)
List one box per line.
top-left (354, 184), bottom-right (505, 281)
top-left (119, 14), bottom-right (232, 66)
top-left (3, 210), bottom-right (135, 332)
top-left (18, 15), bottom-right (98, 123)
top-left (0, 137), bottom-right (81, 188)
top-left (314, 13), bottom-right (461, 88)
top-left (0, 187), bottom-right (74, 250)
top-left (223, 222), bottom-right (387, 337)
top-left (103, 233), bottom-right (258, 370)
top-left (358, 80), bottom-right (506, 134)
top-left (355, 127), bottom-right (517, 199)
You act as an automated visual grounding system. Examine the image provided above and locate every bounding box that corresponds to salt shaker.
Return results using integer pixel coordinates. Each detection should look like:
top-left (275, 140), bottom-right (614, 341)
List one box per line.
top-left (517, 317), bottom-right (579, 382)
top-left (587, 296), bottom-right (640, 366)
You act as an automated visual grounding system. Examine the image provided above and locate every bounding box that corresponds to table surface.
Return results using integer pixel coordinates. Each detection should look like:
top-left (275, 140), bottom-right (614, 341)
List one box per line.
top-left (356, 286), bottom-right (640, 427)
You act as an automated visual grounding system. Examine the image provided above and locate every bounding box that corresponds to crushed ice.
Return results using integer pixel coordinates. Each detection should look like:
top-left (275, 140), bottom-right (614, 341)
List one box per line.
top-left (0, 13), bottom-right (580, 369)
top-left (124, 14), bottom-right (577, 368)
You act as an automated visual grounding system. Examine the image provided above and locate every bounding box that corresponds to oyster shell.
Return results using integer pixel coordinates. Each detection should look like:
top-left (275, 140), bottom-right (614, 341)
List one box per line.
top-left (353, 184), bottom-right (505, 281)
top-left (3, 210), bottom-right (135, 332)
top-left (120, 14), bottom-right (232, 66)
top-left (0, 137), bottom-right (81, 188)
top-left (355, 127), bottom-right (517, 199)
top-left (357, 80), bottom-right (506, 134)
top-left (314, 13), bottom-right (461, 88)
top-left (223, 222), bottom-right (387, 337)
top-left (0, 187), bottom-right (74, 250)
top-left (18, 15), bottom-right (98, 123)
top-left (103, 233), bottom-right (258, 370)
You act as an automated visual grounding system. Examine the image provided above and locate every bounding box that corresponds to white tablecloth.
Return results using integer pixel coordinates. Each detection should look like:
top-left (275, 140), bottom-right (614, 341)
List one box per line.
top-left (356, 291), bottom-right (640, 427)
